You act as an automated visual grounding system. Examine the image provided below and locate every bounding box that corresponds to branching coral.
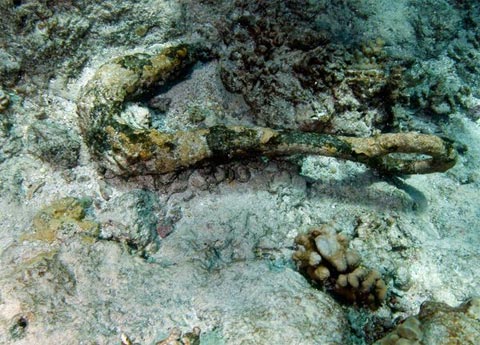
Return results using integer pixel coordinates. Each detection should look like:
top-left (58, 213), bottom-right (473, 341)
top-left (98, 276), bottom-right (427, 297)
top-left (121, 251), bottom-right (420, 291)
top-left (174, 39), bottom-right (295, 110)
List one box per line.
top-left (293, 226), bottom-right (387, 309)
top-left (77, 44), bottom-right (457, 177)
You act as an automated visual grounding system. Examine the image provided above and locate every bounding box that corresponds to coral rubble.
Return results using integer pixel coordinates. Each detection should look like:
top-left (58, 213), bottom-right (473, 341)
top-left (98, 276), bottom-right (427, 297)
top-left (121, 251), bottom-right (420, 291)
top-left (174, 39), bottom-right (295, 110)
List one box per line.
top-left (217, 2), bottom-right (401, 136)
top-left (419, 298), bottom-right (480, 344)
top-left (97, 189), bottom-right (161, 257)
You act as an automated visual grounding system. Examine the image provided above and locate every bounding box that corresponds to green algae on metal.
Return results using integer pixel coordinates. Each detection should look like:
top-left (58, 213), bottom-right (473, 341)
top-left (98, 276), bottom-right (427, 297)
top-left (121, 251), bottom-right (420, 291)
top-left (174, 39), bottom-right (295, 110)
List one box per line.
top-left (77, 44), bottom-right (457, 176)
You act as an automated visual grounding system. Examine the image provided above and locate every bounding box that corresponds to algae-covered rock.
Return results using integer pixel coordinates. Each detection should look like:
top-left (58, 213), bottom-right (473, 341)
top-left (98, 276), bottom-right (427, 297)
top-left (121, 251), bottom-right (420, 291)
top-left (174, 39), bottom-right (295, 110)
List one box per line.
top-left (26, 120), bottom-right (81, 169)
top-left (24, 197), bottom-right (99, 243)
top-left (13, 250), bottom-right (76, 298)
top-left (0, 249), bottom-right (77, 342)
top-left (374, 317), bottom-right (423, 345)
top-left (122, 328), bottom-right (200, 345)
top-left (374, 298), bottom-right (480, 344)
top-left (419, 298), bottom-right (480, 344)
top-left (97, 189), bottom-right (161, 256)
top-left (0, 0), bottom-right (184, 85)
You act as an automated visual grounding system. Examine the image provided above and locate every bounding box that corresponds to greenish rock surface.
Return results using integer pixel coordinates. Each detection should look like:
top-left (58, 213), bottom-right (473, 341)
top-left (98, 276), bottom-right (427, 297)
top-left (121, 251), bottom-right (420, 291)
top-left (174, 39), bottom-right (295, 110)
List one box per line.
top-left (26, 120), bottom-right (81, 169)
top-left (97, 189), bottom-right (161, 257)
top-left (23, 197), bottom-right (99, 243)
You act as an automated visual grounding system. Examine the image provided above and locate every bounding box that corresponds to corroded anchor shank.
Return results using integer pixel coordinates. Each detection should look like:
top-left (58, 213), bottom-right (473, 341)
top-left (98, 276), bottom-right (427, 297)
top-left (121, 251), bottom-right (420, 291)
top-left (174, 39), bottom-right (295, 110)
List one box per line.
top-left (77, 44), bottom-right (457, 176)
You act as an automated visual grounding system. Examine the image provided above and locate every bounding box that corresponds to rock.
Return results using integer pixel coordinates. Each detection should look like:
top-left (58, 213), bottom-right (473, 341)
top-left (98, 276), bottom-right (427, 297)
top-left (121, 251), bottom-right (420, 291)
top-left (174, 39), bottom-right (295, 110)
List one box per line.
top-left (374, 317), bottom-right (423, 345)
top-left (155, 327), bottom-right (200, 345)
top-left (374, 298), bottom-right (480, 345)
top-left (26, 120), bottom-right (81, 169)
top-left (22, 197), bottom-right (99, 244)
top-left (419, 298), bottom-right (480, 345)
top-left (149, 96), bottom-right (172, 112)
top-left (97, 189), bottom-right (161, 257)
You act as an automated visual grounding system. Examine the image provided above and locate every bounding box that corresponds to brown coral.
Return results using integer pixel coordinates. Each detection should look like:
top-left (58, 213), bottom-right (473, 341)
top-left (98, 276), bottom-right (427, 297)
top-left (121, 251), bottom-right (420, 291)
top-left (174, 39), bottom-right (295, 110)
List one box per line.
top-left (293, 225), bottom-right (387, 309)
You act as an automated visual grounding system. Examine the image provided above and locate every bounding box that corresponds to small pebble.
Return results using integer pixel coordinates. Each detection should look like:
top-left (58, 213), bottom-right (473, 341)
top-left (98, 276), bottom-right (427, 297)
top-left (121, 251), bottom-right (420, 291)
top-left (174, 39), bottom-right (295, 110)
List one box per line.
top-left (148, 96), bottom-right (171, 112)
top-left (235, 165), bottom-right (251, 182)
